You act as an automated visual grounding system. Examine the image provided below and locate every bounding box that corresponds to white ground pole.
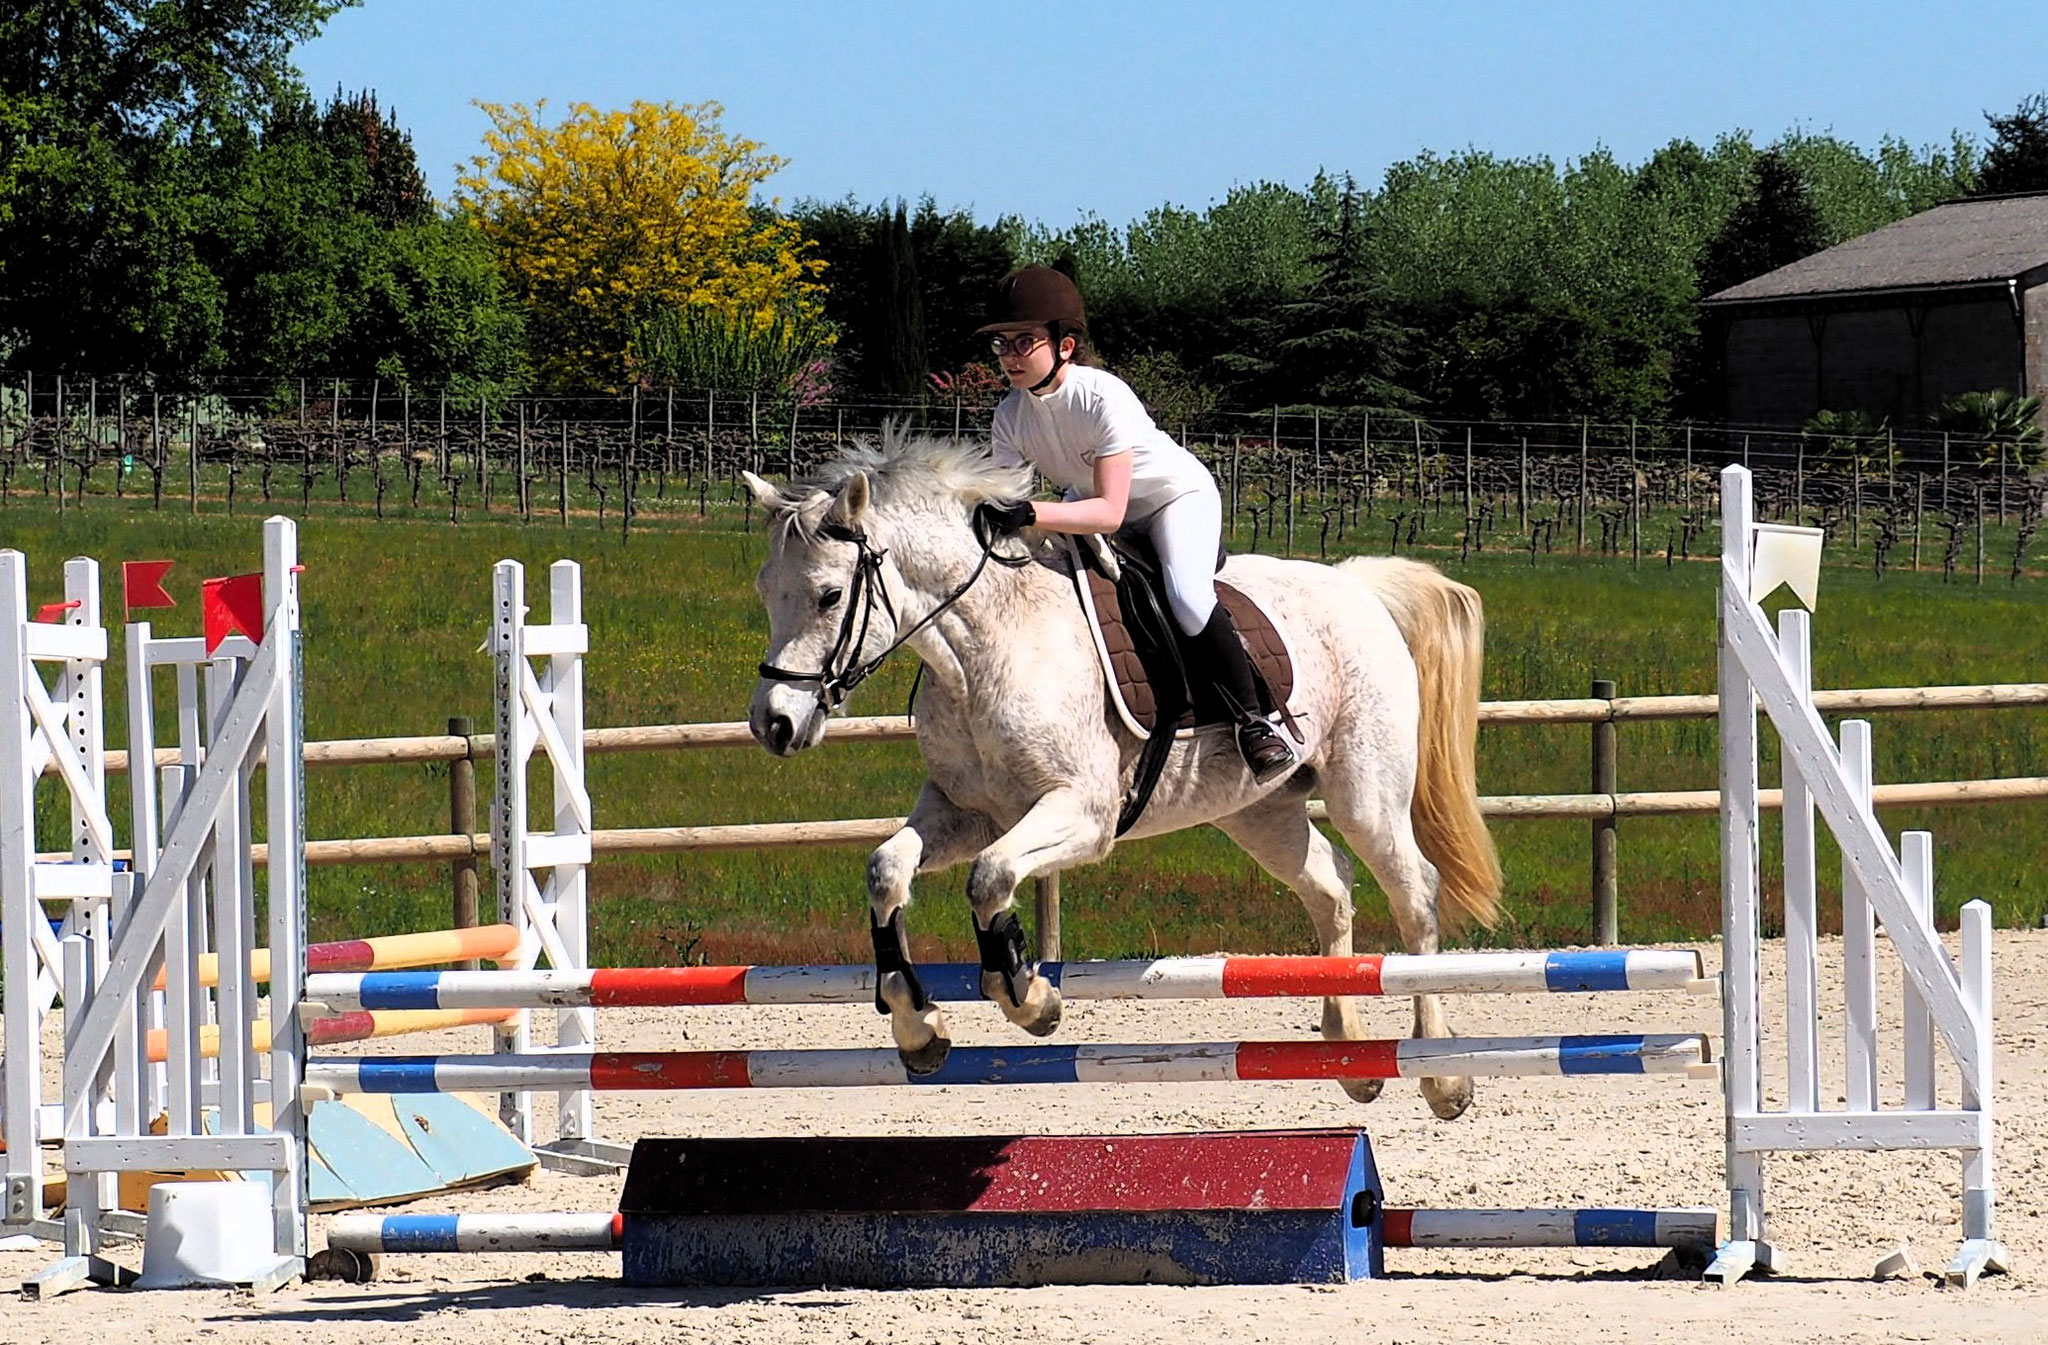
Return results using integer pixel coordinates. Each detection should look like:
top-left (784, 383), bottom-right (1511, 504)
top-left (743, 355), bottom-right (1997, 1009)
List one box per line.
top-left (491, 559), bottom-right (624, 1172)
top-left (26, 518), bottom-right (307, 1298)
top-left (1711, 465), bottom-right (2006, 1288)
top-left (2, 555), bottom-right (114, 1246)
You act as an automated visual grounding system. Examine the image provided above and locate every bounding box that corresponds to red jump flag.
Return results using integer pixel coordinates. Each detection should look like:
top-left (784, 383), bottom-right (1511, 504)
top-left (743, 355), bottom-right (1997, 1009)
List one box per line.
top-left (201, 573), bottom-right (265, 654)
top-left (122, 560), bottom-right (177, 623)
top-left (32, 600), bottom-right (81, 624)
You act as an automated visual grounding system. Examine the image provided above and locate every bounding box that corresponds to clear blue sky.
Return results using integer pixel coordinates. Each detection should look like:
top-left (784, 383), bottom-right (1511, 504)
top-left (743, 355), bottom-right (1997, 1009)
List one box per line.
top-left (298, 1), bottom-right (2048, 228)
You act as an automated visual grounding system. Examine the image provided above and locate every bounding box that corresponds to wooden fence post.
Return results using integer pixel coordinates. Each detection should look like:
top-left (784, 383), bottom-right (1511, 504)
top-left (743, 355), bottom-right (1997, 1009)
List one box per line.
top-left (1035, 874), bottom-right (1061, 962)
top-left (449, 715), bottom-right (481, 969)
top-left (1591, 678), bottom-right (1619, 945)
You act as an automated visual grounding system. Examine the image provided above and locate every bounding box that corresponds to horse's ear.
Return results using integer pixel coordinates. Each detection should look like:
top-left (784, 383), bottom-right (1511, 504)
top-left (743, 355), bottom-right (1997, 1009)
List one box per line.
top-left (829, 471), bottom-right (871, 528)
top-left (741, 470), bottom-right (786, 512)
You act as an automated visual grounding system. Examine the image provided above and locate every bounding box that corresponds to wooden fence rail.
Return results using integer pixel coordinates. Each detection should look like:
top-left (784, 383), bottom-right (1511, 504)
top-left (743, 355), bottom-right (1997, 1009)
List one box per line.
top-left (38, 680), bottom-right (2048, 941)
top-left (72, 681), bottom-right (2048, 775)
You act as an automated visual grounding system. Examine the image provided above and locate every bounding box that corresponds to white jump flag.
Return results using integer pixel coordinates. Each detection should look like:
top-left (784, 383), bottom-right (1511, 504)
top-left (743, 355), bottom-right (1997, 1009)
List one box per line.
top-left (1749, 522), bottom-right (1825, 609)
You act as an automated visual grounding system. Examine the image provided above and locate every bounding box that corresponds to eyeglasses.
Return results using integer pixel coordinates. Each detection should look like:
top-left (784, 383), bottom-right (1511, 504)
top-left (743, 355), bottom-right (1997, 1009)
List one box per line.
top-left (988, 332), bottom-right (1047, 357)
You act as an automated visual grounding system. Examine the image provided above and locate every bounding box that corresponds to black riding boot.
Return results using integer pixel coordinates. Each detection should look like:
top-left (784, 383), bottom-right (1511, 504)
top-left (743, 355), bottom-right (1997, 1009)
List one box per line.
top-left (1188, 606), bottom-right (1297, 784)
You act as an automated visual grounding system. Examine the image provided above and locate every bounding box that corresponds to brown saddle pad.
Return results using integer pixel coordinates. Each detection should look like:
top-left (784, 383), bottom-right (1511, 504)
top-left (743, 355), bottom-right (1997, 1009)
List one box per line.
top-left (1080, 566), bottom-right (1294, 737)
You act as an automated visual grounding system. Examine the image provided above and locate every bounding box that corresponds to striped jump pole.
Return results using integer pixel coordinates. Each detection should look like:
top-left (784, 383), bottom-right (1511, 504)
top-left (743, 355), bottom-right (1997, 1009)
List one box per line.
top-left (302, 1033), bottom-right (1709, 1096)
top-left (324, 1206), bottom-right (1721, 1257)
top-left (154, 922), bottom-right (523, 991)
top-left (327, 1212), bottom-right (623, 1254)
top-left (1384, 1207), bottom-right (1720, 1250)
top-left (303, 949), bottom-right (1708, 1014)
top-left (147, 1007), bottom-right (517, 1063)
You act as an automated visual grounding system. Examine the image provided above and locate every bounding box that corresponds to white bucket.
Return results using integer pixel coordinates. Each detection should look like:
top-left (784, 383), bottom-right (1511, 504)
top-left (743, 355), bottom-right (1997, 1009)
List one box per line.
top-left (135, 1181), bottom-right (280, 1288)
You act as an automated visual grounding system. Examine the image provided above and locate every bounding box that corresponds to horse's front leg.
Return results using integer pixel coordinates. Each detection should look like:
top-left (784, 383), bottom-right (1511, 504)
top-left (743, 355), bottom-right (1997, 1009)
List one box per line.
top-left (868, 781), bottom-right (998, 1075)
top-left (967, 787), bottom-right (1116, 1037)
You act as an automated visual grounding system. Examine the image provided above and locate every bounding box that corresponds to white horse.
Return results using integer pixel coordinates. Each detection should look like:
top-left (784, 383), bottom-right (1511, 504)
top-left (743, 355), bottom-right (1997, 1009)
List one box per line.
top-left (744, 431), bottom-right (1501, 1118)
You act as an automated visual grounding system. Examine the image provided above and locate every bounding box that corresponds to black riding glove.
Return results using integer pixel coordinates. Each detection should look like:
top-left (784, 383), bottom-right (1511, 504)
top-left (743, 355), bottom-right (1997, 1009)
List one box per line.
top-left (975, 499), bottom-right (1037, 536)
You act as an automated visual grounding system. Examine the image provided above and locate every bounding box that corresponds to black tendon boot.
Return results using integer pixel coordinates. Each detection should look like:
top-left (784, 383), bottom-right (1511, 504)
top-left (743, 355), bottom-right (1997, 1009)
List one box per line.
top-left (1189, 606), bottom-right (1297, 784)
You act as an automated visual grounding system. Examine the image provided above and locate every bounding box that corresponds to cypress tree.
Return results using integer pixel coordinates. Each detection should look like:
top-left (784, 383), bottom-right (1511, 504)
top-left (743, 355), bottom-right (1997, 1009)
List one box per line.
top-left (871, 201), bottom-right (926, 396)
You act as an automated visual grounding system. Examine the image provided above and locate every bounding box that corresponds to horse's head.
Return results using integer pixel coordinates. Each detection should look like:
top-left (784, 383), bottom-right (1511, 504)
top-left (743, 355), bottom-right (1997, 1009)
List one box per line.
top-left (743, 432), bottom-right (1032, 756)
top-left (745, 469), bottom-right (880, 755)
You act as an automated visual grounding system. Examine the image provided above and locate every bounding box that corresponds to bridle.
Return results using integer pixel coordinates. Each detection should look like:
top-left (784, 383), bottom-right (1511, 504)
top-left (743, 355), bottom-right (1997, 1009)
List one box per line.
top-left (757, 509), bottom-right (1031, 711)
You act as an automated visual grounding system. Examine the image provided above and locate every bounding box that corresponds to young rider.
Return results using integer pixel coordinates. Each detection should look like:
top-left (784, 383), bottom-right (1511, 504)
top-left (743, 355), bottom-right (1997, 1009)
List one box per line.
top-left (973, 265), bottom-right (1296, 784)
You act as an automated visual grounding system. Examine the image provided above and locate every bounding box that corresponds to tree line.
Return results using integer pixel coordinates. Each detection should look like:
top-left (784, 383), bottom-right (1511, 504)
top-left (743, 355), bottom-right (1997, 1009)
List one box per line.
top-left (5, 3), bottom-right (2048, 430)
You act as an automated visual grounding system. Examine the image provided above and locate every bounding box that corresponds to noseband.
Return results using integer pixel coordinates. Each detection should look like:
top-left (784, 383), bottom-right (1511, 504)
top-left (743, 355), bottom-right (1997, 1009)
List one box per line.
top-left (757, 510), bottom-right (1030, 710)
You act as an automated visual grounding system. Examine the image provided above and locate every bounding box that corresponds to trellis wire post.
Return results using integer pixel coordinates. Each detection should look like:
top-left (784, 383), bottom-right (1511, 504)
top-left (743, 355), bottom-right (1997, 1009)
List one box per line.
top-left (1412, 418), bottom-right (1423, 508)
top-left (1976, 484), bottom-right (1985, 583)
top-left (1229, 435), bottom-right (1241, 535)
top-left (1577, 420), bottom-right (1588, 554)
top-left (1684, 424), bottom-right (1693, 513)
top-left (1914, 476), bottom-right (1925, 570)
top-left (1286, 452), bottom-right (1297, 553)
top-left (1629, 420), bottom-right (1640, 566)
top-left (1463, 426), bottom-right (1473, 519)
top-left (53, 374), bottom-right (64, 516)
top-left (331, 378), bottom-right (342, 502)
top-left (517, 402), bottom-right (529, 521)
top-left (1362, 412), bottom-right (1373, 516)
top-left (86, 377), bottom-right (96, 508)
top-left (1518, 436), bottom-right (1529, 527)
top-left (1852, 453), bottom-right (1862, 549)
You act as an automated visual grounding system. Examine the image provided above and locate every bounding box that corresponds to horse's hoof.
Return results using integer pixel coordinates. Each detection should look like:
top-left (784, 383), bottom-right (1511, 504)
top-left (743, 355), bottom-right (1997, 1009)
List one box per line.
top-left (1019, 995), bottom-right (1063, 1037)
top-left (1423, 1078), bottom-right (1473, 1120)
top-left (899, 1034), bottom-right (953, 1076)
top-left (1341, 1077), bottom-right (1385, 1105)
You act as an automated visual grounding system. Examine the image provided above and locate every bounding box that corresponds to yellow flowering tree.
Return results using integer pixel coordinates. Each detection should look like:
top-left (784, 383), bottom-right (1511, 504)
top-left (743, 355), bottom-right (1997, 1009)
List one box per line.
top-left (457, 99), bottom-right (824, 390)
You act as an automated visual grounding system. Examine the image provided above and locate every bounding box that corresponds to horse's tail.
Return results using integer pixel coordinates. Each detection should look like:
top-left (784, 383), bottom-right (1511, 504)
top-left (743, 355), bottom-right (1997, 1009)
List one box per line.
top-left (1334, 557), bottom-right (1502, 931)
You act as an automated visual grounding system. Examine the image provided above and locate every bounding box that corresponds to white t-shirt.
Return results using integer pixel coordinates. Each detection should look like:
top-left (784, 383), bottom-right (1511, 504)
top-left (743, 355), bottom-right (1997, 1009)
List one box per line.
top-left (990, 365), bottom-right (1214, 518)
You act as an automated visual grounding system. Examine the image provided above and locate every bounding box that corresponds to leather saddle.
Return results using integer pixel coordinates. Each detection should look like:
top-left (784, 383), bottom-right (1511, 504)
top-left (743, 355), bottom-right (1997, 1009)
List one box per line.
top-left (1066, 534), bottom-right (1298, 834)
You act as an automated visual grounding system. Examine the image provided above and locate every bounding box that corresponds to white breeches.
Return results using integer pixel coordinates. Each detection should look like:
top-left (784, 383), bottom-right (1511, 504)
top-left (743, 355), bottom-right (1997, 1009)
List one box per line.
top-left (1139, 485), bottom-right (1224, 636)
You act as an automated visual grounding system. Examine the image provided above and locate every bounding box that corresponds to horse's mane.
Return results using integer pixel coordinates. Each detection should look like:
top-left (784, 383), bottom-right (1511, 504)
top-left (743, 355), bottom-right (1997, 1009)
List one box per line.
top-left (777, 423), bottom-right (1031, 540)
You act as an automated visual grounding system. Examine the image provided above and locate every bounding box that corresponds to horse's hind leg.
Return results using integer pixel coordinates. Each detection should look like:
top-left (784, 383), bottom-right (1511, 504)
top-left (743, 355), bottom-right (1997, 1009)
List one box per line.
top-left (868, 782), bottom-right (997, 1074)
top-left (1321, 775), bottom-right (1472, 1120)
top-left (1211, 793), bottom-right (1377, 1104)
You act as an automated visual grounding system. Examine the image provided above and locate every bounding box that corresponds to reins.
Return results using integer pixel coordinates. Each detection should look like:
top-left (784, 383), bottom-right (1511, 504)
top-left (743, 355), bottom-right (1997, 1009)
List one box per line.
top-left (757, 508), bottom-right (1032, 710)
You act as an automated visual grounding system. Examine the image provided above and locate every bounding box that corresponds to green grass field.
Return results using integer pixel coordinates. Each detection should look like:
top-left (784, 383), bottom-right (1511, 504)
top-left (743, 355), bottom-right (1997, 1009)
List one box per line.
top-left (9, 469), bottom-right (2048, 970)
